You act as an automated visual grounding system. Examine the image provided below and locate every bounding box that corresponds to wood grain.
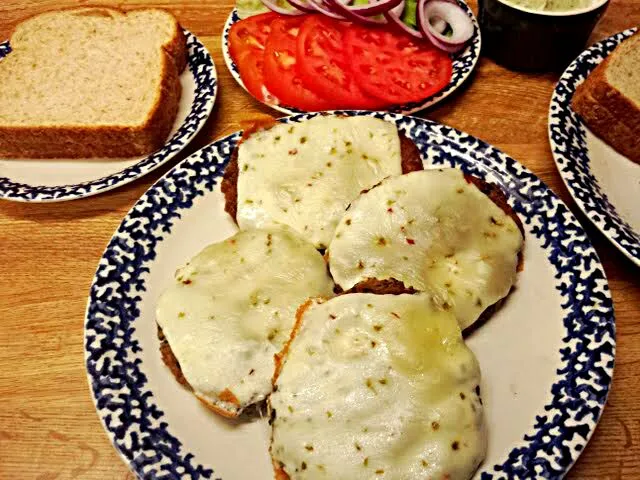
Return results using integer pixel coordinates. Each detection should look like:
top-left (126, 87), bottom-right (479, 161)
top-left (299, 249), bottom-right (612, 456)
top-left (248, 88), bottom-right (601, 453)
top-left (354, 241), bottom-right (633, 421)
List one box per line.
top-left (0, 1), bottom-right (638, 479)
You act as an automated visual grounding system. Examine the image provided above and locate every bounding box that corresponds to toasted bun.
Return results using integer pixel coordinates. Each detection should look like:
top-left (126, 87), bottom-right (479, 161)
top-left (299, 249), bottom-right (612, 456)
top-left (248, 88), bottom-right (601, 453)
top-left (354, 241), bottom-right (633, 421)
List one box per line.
top-left (0, 7), bottom-right (186, 158)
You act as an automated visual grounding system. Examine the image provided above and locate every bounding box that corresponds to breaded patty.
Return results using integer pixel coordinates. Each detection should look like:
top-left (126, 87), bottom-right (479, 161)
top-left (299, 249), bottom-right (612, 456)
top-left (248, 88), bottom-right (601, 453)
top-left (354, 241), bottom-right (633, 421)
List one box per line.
top-left (270, 294), bottom-right (487, 480)
top-left (327, 168), bottom-right (525, 330)
top-left (156, 227), bottom-right (334, 418)
top-left (221, 120), bottom-right (423, 224)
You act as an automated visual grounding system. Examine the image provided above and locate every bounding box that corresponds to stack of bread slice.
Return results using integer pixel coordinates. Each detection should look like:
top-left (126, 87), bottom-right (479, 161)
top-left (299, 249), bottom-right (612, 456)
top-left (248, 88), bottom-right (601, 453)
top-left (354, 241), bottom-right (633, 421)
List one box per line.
top-left (572, 31), bottom-right (640, 164)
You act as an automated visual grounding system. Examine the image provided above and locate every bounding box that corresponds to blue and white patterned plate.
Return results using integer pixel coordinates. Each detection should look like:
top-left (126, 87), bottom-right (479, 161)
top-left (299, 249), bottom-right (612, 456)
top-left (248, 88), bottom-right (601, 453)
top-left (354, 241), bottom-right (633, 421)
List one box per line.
top-left (549, 28), bottom-right (640, 266)
top-left (221, 6), bottom-right (480, 115)
top-left (86, 111), bottom-right (614, 479)
top-left (0, 30), bottom-right (217, 203)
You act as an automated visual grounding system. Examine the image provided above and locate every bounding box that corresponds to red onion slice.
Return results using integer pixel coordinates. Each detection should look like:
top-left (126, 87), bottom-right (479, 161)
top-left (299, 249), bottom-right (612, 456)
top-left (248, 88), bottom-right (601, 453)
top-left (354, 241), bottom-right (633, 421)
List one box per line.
top-left (326, 0), bottom-right (386, 24)
top-left (384, 0), bottom-right (424, 39)
top-left (260, 0), bottom-right (305, 15)
top-left (417, 0), bottom-right (473, 52)
top-left (327, 0), bottom-right (406, 25)
top-left (309, 0), bottom-right (348, 19)
top-left (430, 16), bottom-right (448, 33)
top-left (330, 0), bottom-right (404, 16)
top-left (286, 0), bottom-right (319, 12)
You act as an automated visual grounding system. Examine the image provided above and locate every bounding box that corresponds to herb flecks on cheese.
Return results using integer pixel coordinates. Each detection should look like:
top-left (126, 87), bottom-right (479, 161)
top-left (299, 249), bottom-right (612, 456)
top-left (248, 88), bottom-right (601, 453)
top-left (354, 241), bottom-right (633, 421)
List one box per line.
top-left (236, 116), bottom-right (403, 249)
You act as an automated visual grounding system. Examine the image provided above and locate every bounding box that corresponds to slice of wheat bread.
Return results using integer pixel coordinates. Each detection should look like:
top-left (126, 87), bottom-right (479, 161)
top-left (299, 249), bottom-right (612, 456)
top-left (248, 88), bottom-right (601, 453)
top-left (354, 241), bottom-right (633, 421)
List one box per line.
top-left (573, 80), bottom-right (640, 163)
top-left (0, 7), bottom-right (186, 158)
top-left (583, 31), bottom-right (640, 134)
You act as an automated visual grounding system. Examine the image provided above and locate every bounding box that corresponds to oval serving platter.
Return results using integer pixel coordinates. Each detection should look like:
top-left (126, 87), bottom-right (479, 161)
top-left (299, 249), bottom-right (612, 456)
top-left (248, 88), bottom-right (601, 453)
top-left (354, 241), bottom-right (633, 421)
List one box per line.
top-left (221, 5), bottom-right (480, 116)
top-left (549, 28), bottom-right (640, 266)
top-left (86, 111), bottom-right (614, 480)
top-left (0, 30), bottom-right (217, 203)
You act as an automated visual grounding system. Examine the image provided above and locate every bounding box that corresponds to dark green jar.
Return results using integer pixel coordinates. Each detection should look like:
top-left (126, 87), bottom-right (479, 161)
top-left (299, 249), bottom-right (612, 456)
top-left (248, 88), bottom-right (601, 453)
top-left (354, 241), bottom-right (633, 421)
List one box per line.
top-left (478, 0), bottom-right (609, 71)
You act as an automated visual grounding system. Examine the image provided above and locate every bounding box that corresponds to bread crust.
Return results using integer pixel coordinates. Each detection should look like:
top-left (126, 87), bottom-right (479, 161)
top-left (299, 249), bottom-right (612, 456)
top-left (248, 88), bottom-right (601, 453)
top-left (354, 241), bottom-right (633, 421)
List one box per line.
top-left (571, 32), bottom-right (640, 165)
top-left (583, 32), bottom-right (640, 134)
top-left (572, 81), bottom-right (640, 164)
top-left (0, 7), bottom-right (186, 159)
top-left (221, 122), bottom-right (425, 224)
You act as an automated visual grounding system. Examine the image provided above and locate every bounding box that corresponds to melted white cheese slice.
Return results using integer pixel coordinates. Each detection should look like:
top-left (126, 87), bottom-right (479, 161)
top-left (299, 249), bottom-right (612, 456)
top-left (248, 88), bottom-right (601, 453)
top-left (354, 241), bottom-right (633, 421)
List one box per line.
top-left (236, 116), bottom-right (403, 249)
top-left (328, 168), bottom-right (524, 329)
top-left (156, 227), bottom-right (334, 415)
top-left (271, 293), bottom-right (487, 480)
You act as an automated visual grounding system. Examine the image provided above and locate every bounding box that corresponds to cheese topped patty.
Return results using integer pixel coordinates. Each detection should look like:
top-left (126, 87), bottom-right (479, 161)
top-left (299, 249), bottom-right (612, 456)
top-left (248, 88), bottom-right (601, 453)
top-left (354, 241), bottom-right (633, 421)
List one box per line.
top-left (156, 227), bottom-right (334, 416)
top-left (236, 116), bottom-right (403, 249)
top-left (270, 293), bottom-right (487, 480)
top-left (328, 169), bottom-right (524, 329)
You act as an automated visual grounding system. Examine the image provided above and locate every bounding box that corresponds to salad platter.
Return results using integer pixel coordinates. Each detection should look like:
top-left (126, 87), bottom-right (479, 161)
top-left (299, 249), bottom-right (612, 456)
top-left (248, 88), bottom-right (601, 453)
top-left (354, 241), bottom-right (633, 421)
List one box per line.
top-left (222, 0), bottom-right (480, 114)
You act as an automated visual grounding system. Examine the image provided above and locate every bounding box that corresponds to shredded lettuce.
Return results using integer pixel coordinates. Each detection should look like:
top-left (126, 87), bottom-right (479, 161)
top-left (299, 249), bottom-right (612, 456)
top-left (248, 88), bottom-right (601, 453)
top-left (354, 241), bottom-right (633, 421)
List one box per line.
top-left (236, 0), bottom-right (299, 19)
top-left (236, 0), bottom-right (422, 30)
top-left (236, 0), bottom-right (267, 19)
top-left (401, 0), bottom-right (418, 28)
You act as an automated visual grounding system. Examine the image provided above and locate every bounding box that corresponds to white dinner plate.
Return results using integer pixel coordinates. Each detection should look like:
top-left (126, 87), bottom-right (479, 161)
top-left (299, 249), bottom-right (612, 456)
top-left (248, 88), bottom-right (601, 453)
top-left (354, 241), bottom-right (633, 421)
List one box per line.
top-left (221, 5), bottom-right (480, 115)
top-left (0, 30), bottom-right (217, 202)
top-left (86, 111), bottom-right (614, 479)
top-left (549, 28), bottom-right (640, 265)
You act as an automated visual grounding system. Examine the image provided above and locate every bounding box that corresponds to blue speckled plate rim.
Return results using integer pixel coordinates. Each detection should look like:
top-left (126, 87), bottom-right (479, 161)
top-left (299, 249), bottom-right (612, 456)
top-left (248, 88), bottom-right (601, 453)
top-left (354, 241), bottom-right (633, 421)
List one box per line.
top-left (220, 5), bottom-right (481, 115)
top-left (0, 29), bottom-right (217, 203)
top-left (548, 27), bottom-right (640, 266)
top-left (85, 110), bottom-right (615, 480)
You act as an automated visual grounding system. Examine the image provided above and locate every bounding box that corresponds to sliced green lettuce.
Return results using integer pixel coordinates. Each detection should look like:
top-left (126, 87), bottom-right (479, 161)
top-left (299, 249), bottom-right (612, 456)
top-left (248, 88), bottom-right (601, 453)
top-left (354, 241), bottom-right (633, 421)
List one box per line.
top-left (236, 0), bottom-right (421, 29)
top-left (236, 0), bottom-right (267, 19)
top-left (236, 0), bottom-right (299, 19)
top-left (401, 0), bottom-right (418, 28)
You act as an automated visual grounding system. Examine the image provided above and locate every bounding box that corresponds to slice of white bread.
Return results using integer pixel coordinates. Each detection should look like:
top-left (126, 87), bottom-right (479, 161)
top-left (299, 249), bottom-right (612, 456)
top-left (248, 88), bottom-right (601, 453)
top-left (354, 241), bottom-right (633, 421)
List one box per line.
top-left (572, 32), bottom-right (640, 164)
top-left (0, 7), bottom-right (186, 158)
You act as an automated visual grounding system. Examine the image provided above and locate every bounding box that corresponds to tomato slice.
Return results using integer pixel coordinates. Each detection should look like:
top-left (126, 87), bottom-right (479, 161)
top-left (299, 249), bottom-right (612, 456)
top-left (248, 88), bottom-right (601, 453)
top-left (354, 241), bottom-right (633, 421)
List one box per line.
top-left (345, 25), bottom-right (453, 105)
top-left (296, 16), bottom-right (389, 110)
top-left (234, 50), bottom-right (269, 102)
top-left (228, 12), bottom-right (278, 60)
top-left (264, 17), bottom-right (336, 111)
top-left (228, 12), bottom-right (280, 102)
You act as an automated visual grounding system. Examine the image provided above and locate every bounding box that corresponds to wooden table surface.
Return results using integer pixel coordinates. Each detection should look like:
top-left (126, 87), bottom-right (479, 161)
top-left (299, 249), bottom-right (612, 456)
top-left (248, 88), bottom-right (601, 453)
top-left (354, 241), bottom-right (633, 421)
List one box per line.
top-left (0, 1), bottom-right (638, 479)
